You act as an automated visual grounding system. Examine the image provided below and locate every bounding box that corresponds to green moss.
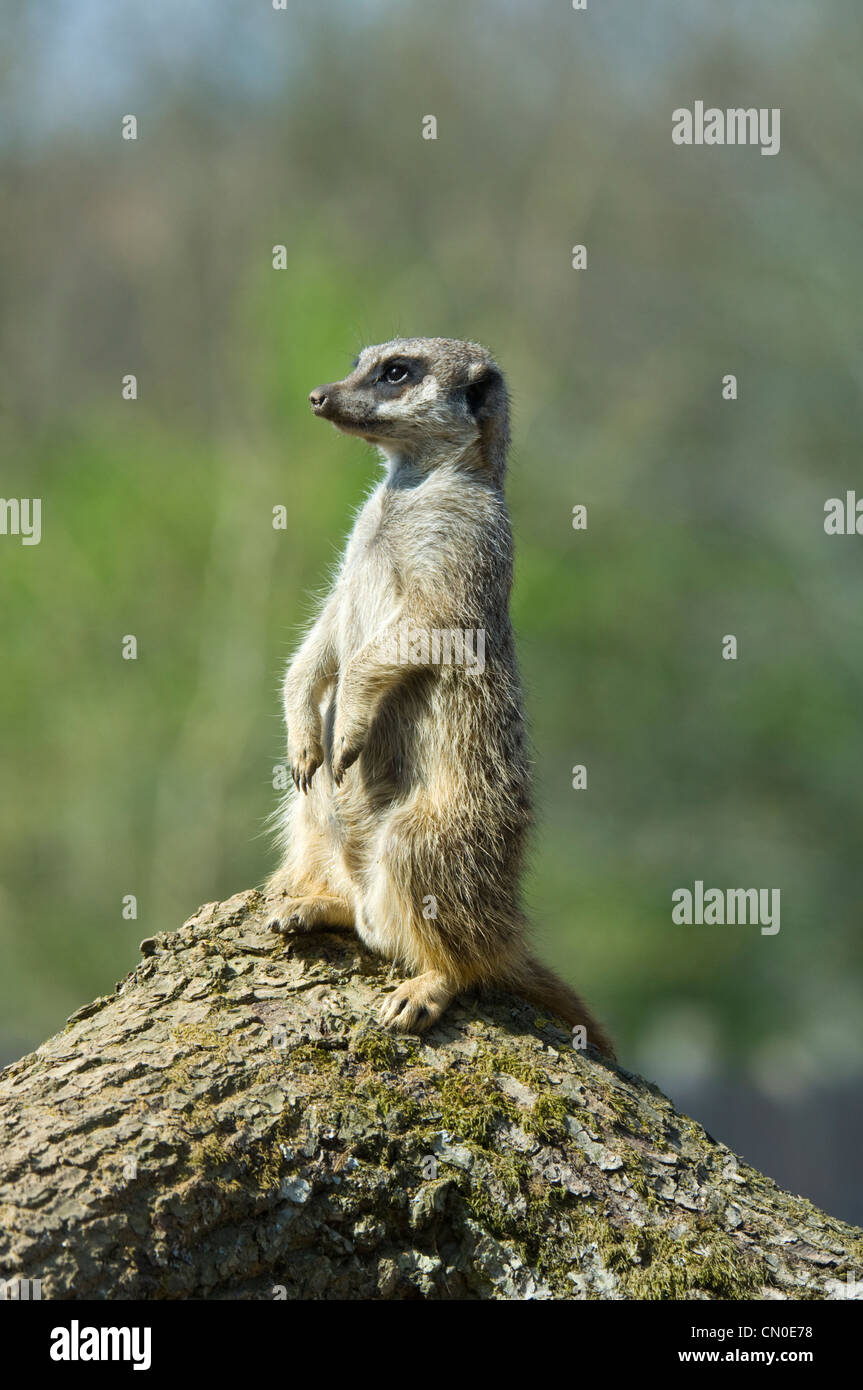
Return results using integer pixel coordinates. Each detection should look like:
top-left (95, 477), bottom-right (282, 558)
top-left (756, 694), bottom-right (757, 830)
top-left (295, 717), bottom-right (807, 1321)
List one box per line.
top-left (560, 1208), bottom-right (763, 1300)
top-left (352, 1031), bottom-right (399, 1069)
top-left (189, 1132), bottom-right (236, 1178)
top-left (161, 1020), bottom-right (236, 1112)
top-left (834, 1235), bottom-right (863, 1279)
top-left (290, 1043), bottom-right (339, 1070)
top-left (155, 999), bottom-right (782, 1302)
top-left (357, 1078), bottom-right (423, 1125)
top-left (624, 1225), bottom-right (762, 1300)
top-left (461, 1148), bottom-right (573, 1281)
top-left (171, 1021), bottom-right (233, 1056)
top-left (524, 1094), bottom-right (569, 1145)
top-left (454, 1134), bottom-right (765, 1300)
top-left (437, 1072), bottom-right (518, 1148)
top-left (604, 1088), bottom-right (638, 1129)
top-left (623, 1164), bottom-right (652, 1200)
top-left (475, 1045), bottom-right (546, 1090)
top-left (181, 1089), bottom-right (315, 1196)
top-left (465, 1152), bottom-right (529, 1227)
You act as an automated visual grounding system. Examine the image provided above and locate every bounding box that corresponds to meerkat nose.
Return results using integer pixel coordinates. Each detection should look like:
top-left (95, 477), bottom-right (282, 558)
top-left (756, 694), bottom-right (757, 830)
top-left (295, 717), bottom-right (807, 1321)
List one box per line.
top-left (309, 388), bottom-right (328, 410)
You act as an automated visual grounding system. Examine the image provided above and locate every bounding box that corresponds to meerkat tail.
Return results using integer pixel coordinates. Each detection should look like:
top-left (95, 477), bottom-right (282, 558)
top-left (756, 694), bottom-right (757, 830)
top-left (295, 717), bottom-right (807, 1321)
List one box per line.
top-left (506, 955), bottom-right (617, 1059)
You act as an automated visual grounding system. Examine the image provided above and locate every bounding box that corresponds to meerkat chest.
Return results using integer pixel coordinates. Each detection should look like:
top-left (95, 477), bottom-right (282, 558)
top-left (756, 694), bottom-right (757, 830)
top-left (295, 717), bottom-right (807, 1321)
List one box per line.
top-left (335, 497), bottom-right (402, 662)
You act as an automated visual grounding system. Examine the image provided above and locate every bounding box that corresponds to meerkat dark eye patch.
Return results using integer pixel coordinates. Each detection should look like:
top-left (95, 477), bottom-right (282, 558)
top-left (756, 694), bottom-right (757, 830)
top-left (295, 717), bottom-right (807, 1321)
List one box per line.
top-left (375, 358), bottom-right (423, 389)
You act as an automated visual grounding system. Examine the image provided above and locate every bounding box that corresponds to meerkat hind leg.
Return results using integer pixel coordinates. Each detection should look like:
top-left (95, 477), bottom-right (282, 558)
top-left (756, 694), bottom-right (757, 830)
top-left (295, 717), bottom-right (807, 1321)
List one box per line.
top-left (379, 971), bottom-right (455, 1034)
top-left (268, 893), bottom-right (354, 935)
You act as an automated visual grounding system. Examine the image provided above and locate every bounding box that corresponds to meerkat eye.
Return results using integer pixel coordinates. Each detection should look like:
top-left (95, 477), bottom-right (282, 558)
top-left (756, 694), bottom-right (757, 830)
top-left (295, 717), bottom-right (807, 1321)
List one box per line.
top-left (382, 362), bottom-right (410, 384)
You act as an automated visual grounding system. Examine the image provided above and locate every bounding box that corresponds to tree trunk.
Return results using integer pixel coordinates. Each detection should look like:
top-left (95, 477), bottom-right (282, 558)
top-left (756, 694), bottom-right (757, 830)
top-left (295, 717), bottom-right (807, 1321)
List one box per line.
top-left (0, 887), bottom-right (860, 1300)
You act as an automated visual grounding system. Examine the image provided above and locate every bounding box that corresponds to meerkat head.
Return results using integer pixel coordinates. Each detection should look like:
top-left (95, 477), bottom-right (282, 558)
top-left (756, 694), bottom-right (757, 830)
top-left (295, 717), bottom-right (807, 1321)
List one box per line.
top-left (308, 337), bottom-right (510, 481)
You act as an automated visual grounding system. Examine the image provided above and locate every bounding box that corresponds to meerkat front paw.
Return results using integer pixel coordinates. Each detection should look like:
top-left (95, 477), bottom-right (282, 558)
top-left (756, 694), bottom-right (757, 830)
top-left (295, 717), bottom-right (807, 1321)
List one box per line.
top-left (288, 736), bottom-right (324, 794)
top-left (331, 721), bottom-right (367, 786)
top-left (379, 973), bottom-right (454, 1034)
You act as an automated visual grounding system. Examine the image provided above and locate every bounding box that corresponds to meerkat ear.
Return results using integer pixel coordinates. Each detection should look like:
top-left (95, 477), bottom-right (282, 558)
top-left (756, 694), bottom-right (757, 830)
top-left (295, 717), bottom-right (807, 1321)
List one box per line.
top-left (462, 358), bottom-right (510, 478)
top-left (464, 362), bottom-right (503, 421)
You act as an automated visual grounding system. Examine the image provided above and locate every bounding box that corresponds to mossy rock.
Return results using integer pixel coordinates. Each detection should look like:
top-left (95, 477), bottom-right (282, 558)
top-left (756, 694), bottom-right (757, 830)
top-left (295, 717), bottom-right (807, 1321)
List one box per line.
top-left (0, 888), bottom-right (860, 1300)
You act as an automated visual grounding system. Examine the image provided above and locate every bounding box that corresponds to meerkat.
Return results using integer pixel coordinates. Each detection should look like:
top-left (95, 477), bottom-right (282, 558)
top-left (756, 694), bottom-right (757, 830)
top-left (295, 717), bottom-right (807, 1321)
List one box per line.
top-left (266, 337), bottom-right (615, 1057)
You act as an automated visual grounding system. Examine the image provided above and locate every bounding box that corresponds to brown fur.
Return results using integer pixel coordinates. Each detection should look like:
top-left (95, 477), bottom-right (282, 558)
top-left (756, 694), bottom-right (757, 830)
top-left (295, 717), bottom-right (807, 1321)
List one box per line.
top-left (267, 337), bottom-right (615, 1058)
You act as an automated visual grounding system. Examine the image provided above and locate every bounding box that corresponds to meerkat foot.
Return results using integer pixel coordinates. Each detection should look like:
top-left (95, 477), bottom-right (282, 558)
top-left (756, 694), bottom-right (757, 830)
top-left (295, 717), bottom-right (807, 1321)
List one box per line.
top-left (379, 973), bottom-right (454, 1034)
top-left (267, 895), bottom-right (354, 935)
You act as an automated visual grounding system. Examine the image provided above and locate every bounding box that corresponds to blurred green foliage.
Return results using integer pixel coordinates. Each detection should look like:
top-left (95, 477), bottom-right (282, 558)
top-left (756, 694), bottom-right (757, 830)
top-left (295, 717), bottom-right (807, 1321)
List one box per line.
top-left (1, 0), bottom-right (861, 1097)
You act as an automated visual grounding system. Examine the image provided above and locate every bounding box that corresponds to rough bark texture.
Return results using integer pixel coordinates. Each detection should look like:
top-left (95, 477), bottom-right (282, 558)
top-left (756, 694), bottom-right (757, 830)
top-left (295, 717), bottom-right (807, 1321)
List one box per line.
top-left (1, 887), bottom-right (860, 1301)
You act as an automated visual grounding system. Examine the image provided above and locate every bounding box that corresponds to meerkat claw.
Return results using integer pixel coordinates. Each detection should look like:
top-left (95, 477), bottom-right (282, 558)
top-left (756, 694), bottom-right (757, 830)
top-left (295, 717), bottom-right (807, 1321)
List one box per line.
top-left (380, 976), bottom-right (451, 1034)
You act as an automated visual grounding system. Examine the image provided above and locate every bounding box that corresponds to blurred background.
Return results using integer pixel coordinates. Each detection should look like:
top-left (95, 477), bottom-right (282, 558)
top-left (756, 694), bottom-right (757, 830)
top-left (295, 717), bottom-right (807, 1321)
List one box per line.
top-left (1, 0), bottom-right (861, 1223)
